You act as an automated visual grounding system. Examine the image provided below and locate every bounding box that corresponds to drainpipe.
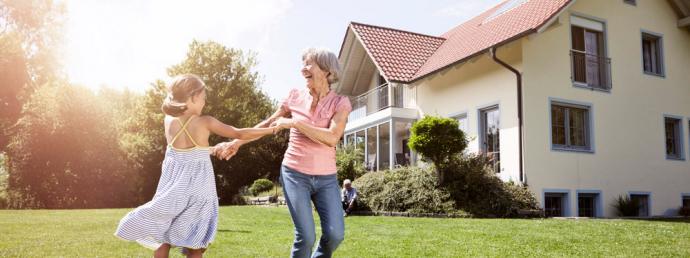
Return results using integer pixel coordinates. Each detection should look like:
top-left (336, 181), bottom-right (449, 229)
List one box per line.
top-left (490, 47), bottom-right (525, 185)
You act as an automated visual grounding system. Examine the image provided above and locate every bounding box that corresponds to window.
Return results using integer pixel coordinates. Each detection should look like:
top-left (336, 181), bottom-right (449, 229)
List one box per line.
top-left (480, 106), bottom-right (500, 173)
top-left (570, 16), bottom-right (610, 90)
top-left (394, 121), bottom-right (413, 167)
top-left (623, 0), bottom-right (636, 6)
top-left (577, 192), bottom-right (600, 217)
top-left (642, 32), bottom-right (664, 76)
top-left (551, 102), bottom-right (592, 151)
top-left (630, 194), bottom-right (650, 217)
top-left (378, 122), bottom-right (390, 170)
top-left (484, 0), bottom-right (528, 23)
top-left (366, 126), bottom-right (377, 171)
top-left (354, 130), bottom-right (365, 149)
top-left (545, 192), bottom-right (568, 217)
top-left (345, 134), bottom-right (354, 147)
top-left (664, 117), bottom-right (684, 160)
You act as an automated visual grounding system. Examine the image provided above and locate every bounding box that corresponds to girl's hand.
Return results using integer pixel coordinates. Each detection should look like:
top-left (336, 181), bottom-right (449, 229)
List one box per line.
top-left (212, 140), bottom-right (242, 160)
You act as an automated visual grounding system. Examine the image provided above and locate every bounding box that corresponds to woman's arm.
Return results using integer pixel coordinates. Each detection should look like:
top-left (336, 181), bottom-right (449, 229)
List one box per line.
top-left (202, 116), bottom-right (276, 140)
top-left (272, 108), bottom-right (350, 148)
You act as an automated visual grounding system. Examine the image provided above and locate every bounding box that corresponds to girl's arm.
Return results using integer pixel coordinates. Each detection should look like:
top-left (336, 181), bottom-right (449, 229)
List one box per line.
top-left (201, 116), bottom-right (276, 140)
top-left (234, 107), bottom-right (288, 144)
top-left (272, 108), bottom-right (349, 148)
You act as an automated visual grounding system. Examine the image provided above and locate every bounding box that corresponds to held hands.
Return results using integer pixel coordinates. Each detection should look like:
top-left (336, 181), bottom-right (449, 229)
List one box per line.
top-left (210, 119), bottom-right (291, 160)
top-left (270, 117), bottom-right (295, 131)
top-left (211, 140), bottom-right (241, 160)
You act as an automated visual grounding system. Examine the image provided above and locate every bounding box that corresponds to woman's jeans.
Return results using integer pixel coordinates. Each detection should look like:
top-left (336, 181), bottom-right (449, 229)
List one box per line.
top-left (280, 165), bottom-right (344, 258)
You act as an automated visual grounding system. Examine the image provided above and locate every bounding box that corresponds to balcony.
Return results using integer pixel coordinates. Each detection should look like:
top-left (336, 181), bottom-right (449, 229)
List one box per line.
top-left (570, 50), bottom-right (611, 91)
top-left (348, 83), bottom-right (404, 122)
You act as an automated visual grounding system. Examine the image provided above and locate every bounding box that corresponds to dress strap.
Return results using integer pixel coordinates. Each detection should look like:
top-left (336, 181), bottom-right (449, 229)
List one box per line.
top-left (170, 116), bottom-right (200, 147)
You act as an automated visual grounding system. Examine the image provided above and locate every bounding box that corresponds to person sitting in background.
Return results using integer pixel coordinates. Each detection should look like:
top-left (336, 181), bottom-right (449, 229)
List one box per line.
top-left (341, 179), bottom-right (357, 216)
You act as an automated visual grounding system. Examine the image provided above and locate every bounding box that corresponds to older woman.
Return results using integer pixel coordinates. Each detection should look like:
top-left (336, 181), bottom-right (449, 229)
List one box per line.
top-left (212, 48), bottom-right (351, 258)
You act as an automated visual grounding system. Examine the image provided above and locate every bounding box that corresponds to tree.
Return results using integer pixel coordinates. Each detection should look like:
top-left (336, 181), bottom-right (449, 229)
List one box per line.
top-left (408, 116), bottom-right (467, 184)
top-left (123, 40), bottom-right (288, 204)
top-left (0, 0), bottom-right (65, 151)
top-left (6, 81), bottom-right (137, 208)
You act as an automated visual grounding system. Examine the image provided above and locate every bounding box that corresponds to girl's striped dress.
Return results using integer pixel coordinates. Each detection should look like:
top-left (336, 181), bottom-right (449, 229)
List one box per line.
top-left (115, 116), bottom-right (218, 250)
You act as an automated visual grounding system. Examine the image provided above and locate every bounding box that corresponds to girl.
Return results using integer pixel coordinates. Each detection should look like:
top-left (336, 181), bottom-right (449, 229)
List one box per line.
top-left (115, 74), bottom-right (277, 258)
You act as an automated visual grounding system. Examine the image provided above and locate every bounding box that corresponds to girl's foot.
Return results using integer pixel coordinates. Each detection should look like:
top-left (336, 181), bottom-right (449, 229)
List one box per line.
top-left (186, 248), bottom-right (206, 258)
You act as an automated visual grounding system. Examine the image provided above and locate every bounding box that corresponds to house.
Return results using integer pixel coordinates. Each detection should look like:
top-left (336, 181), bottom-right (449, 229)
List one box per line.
top-left (335, 0), bottom-right (690, 217)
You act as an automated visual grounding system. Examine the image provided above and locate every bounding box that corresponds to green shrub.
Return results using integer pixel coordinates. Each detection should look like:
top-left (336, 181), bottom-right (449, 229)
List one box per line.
top-left (249, 178), bottom-right (273, 196)
top-left (353, 166), bottom-right (455, 214)
top-left (612, 195), bottom-right (640, 217)
top-left (336, 144), bottom-right (366, 184)
top-left (443, 155), bottom-right (539, 217)
top-left (408, 116), bottom-right (467, 184)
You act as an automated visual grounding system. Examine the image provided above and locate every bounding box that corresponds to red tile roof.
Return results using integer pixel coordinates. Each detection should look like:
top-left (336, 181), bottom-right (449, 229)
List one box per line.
top-left (346, 0), bottom-right (572, 83)
top-left (350, 22), bottom-right (445, 82)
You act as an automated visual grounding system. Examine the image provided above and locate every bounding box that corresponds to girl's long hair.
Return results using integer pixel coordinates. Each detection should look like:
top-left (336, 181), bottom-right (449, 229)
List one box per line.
top-left (161, 74), bottom-right (206, 117)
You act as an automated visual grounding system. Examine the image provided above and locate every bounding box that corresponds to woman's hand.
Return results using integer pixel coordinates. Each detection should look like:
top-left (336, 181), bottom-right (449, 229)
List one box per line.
top-left (270, 117), bottom-right (295, 131)
top-left (211, 140), bottom-right (242, 160)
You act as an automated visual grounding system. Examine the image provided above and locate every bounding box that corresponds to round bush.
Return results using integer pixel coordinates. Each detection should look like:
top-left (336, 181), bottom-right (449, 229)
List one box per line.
top-left (249, 178), bottom-right (273, 196)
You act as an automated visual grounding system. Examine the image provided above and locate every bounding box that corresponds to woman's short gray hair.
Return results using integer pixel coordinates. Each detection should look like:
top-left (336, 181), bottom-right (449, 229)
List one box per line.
top-left (302, 47), bottom-right (341, 84)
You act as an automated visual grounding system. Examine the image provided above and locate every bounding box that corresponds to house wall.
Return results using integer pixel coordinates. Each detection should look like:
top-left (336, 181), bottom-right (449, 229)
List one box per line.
top-left (521, 0), bottom-right (690, 217)
top-left (412, 40), bottom-right (524, 182)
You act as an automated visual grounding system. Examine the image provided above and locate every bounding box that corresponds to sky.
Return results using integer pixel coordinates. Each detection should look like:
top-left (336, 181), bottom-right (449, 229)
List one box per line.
top-left (63, 0), bottom-right (503, 101)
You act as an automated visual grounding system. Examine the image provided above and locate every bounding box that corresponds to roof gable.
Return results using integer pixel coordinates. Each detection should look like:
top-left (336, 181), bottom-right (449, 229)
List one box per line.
top-left (341, 0), bottom-right (573, 83)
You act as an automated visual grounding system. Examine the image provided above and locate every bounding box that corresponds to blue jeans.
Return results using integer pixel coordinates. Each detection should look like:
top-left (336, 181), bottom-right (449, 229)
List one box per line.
top-left (280, 165), bottom-right (344, 258)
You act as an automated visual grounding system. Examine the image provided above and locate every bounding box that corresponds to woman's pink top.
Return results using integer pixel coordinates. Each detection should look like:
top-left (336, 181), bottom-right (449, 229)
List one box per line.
top-left (280, 88), bottom-right (352, 175)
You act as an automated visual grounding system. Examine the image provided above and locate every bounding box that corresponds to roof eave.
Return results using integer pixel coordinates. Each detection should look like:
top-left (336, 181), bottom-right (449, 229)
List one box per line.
top-left (407, 0), bottom-right (576, 84)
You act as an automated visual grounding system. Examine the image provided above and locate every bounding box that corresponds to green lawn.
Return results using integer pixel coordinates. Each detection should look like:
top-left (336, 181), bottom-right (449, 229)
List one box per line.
top-left (0, 206), bottom-right (688, 257)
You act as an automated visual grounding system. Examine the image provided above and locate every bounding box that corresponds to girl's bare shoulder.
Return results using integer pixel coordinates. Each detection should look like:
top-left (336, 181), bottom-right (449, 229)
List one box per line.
top-left (195, 115), bottom-right (219, 126)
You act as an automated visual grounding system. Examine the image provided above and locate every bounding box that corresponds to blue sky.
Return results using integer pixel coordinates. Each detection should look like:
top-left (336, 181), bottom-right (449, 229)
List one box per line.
top-left (64, 0), bottom-right (503, 101)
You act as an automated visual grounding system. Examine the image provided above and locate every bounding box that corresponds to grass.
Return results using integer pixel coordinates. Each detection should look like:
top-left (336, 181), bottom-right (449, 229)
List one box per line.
top-left (0, 206), bottom-right (689, 257)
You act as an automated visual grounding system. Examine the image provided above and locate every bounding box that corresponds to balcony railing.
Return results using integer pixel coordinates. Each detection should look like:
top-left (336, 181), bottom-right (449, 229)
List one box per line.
top-left (348, 83), bottom-right (403, 121)
top-left (570, 50), bottom-right (611, 91)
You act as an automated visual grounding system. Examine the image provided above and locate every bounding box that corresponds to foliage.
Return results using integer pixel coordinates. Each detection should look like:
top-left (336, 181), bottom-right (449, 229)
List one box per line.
top-left (249, 178), bottom-right (273, 196)
top-left (353, 166), bottom-right (455, 214)
top-left (336, 144), bottom-right (365, 184)
top-left (408, 116), bottom-right (467, 184)
top-left (441, 155), bottom-right (538, 217)
top-left (5, 82), bottom-right (138, 208)
top-left (612, 195), bottom-right (641, 217)
top-left (0, 0), bottom-right (65, 151)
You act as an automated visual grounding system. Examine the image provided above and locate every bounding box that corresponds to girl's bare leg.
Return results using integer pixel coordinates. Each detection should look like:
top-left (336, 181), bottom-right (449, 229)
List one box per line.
top-left (154, 243), bottom-right (171, 258)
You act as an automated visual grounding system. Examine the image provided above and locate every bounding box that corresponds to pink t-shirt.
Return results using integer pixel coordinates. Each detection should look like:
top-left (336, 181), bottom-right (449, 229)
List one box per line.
top-left (280, 88), bottom-right (352, 175)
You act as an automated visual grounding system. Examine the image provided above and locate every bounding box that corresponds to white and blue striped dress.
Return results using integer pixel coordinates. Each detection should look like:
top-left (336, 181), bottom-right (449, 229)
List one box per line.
top-left (115, 117), bottom-right (218, 251)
